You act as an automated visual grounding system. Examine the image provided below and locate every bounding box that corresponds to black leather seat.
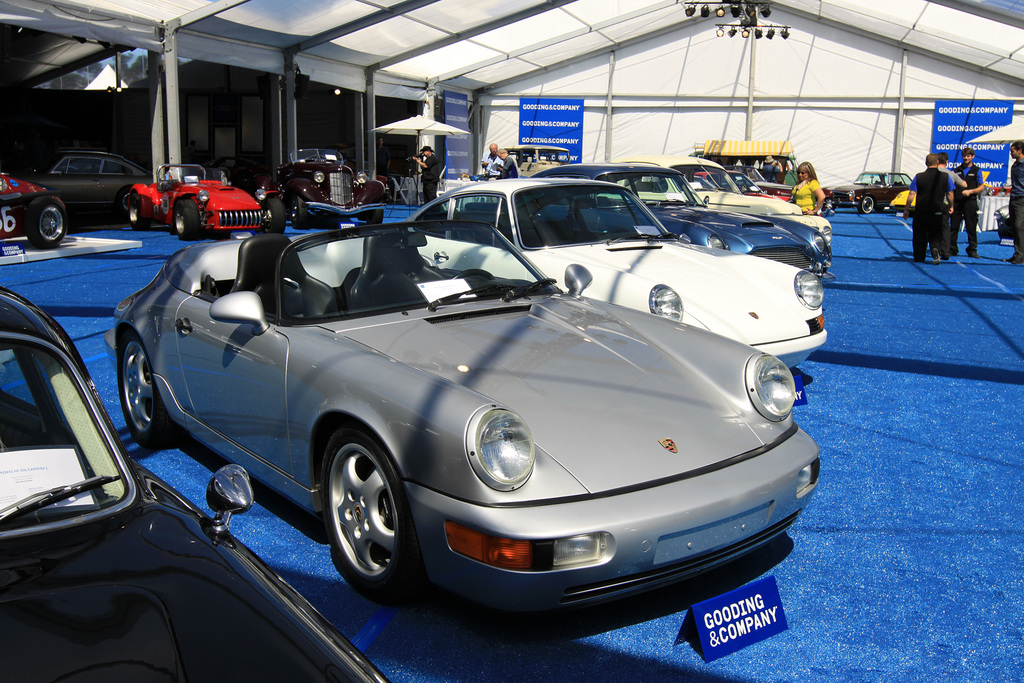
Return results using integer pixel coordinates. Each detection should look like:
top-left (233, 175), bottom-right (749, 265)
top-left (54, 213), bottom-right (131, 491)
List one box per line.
top-left (229, 233), bottom-right (291, 314)
top-left (280, 250), bottom-right (342, 318)
top-left (348, 232), bottom-right (442, 310)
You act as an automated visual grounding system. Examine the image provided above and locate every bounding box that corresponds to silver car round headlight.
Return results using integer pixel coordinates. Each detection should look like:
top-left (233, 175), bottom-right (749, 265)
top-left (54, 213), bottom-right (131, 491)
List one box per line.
top-left (745, 354), bottom-right (796, 421)
top-left (707, 233), bottom-right (729, 250)
top-left (255, 188), bottom-right (267, 201)
top-left (467, 408), bottom-right (535, 491)
top-left (313, 171), bottom-right (326, 184)
top-left (356, 170), bottom-right (369, 184)
top-left (811, 232), bottom-right (826, 253)
top-left (649, 285), bottom-right (683, 320)
top-left (794, 270), bottom-right (824, 309)
top-left (197, 189), bottom-right (210, 203)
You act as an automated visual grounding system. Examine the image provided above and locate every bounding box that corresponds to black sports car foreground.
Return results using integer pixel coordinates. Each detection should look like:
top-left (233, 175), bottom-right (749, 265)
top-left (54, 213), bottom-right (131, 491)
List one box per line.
top-left (0, 286), bottom-right (387, 683)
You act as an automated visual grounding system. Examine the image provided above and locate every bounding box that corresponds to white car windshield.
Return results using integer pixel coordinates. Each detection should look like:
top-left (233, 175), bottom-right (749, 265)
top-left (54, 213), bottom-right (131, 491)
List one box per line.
top-left (511, 185), bottom-right (667, 248)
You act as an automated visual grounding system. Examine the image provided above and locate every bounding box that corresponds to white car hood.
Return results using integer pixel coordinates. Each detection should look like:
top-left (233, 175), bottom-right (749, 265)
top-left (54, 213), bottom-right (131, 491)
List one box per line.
top-left (693, 189), bottom-right (831, 230)
top-left (341, 299), bottom-right (769, 493)
top-left (523, 242), bottom-right (815, 347)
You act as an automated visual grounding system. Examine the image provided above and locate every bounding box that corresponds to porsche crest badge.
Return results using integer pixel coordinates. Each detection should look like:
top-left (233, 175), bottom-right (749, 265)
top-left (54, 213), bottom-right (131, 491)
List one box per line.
top-left (659, 438), bottom-right (678, 453)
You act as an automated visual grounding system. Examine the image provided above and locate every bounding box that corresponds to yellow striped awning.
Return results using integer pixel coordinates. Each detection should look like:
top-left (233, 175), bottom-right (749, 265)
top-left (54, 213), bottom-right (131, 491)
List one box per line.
top-left (702, 140), bottom-right (794, 158)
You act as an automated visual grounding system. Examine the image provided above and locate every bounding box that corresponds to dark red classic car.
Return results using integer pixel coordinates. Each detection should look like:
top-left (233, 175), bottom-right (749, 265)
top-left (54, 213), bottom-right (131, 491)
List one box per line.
top-left (0, 173), bottom-right (68, 249)
top-left (273, 149), bottom-right (386, 228)
top-left (825, 171), bottom-right (913, 214)
top-left (128, 164), bottom-right (285, 241)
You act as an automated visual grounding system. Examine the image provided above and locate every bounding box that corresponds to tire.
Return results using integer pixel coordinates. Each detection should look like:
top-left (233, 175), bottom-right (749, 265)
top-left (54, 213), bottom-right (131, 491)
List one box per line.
top-left (114, 187), bottom-right (131, 216)
top-left (173, 199), bottom-right (201, 241)
top-left (262, 196), bottom-right (286, 234)
top-left (118, 330), bottom-right (179, 448)
top-left (289, 194), bottom-right (308, 229)
top-left (360, 208), bottom-right (384, 224)
top-left (321, 429), bottom-right (428, 604)
top-left (24, 197), bottom-right (68, 249)
top-left (858, 195), bottom-right (875, 214)
top-left (128, 193), bottom-right (151, 230)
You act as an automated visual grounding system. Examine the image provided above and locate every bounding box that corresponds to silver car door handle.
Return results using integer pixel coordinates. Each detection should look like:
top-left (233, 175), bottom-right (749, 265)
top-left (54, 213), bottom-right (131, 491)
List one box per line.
top-left (175, 318), bottom-right (193, 335)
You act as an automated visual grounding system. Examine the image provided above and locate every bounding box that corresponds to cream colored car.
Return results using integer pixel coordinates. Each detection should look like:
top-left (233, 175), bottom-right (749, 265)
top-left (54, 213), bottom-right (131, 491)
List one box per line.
top-left (616, 154), bottom-right (832, 239)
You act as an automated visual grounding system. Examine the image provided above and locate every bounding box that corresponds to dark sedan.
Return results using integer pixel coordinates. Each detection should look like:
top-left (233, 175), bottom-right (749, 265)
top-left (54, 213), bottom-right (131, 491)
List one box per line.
top-left (14, 150), bottom-right (150, 215)
top-left (825, 171), bottom-right (913, 214)
top-left (532, 163), bottom-right (831, 274)
top-left (0, 286), bottom-right (387, 683)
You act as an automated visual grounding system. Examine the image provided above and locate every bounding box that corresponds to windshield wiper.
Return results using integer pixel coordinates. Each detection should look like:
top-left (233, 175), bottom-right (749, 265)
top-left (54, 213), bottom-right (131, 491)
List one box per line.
top-left (606, 233), bottom-right (678, 245)
top-left (427, 283), bottom-right (515, 312)
top-left (501, 278), bottom-right (557, 302)
top-left (0, 474), bottom-right (120, 525)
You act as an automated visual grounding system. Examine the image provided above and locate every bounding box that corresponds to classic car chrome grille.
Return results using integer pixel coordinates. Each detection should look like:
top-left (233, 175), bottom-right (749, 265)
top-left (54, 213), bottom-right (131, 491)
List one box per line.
top-left (560, 511), bottom-right (801, 605)
top-left (749, 246), bottom-right (813, 270)
top-left (329, 173), bottom-right (353, 205)
top-left (217, 209), bottom-right (262, 228)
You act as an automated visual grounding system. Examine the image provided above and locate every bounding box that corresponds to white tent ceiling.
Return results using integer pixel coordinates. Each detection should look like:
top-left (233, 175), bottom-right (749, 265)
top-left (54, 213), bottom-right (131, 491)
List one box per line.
top-left (2, 0), bottom-right (1024, 93)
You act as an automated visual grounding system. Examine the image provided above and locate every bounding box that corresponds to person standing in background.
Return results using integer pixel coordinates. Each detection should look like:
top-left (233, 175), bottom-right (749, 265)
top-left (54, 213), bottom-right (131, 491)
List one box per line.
top-left (949, 147), bottom-right (987, 258)
top-left (904, 153), bottom-right (955, 264)
top-left (1005, 141), bottom-right (1024, 264)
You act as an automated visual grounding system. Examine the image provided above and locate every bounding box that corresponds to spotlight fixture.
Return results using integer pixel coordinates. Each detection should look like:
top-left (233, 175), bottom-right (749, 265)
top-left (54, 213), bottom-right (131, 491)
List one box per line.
top-left (685, 5), bottom-right (695, 15)
top-left (754, 27), bottom-right (763, 38)
top-left (741, 27), bottom-right (750, 37)
top-left (716, 6), bottom-right (726, 16)
top-left (780, 26), bottom-right (789, 39)
top-left (760, 4), bottom-right (771, 17)
top-left (728, 26), bottom-right (737, 36)
top-left (716, 26), bottom-right (725, 36)
top-left (700, 4), bottom-right (710, 17)
top-left (766, 27), bottom-right (775, 39)
top-left (731, 3), bottom-right (741, 17)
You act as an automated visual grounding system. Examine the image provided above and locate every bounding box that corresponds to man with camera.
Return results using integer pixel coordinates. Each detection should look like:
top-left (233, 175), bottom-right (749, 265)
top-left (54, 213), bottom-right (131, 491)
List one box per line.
top-left (411, 145), bottom-right (441, 202)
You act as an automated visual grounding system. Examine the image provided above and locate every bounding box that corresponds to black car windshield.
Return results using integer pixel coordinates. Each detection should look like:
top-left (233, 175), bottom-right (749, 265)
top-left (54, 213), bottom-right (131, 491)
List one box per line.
top-left (675, 163), bottom-right (744, 194)
top-left (600, 172), bottom-right (703, 206)
top-left (279, 221), bottom-right (549, 319)
top-left (511, 185), bottom-right (666, 248)
top-left (0, 341), bottom-right (126, 531)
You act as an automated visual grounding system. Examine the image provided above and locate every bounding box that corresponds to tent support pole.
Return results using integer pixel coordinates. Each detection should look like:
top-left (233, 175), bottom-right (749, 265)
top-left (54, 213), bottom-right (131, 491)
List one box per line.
top-left (605, 51), bottom-right (615, 162)
top-left (894, 49), bottom-right (907, 173)
top-left (162, 24), bottom-right (182, 164)
top-left (746, 37), bottom-right (755, 141)
top-left (148, 49), bottom-right (165, 175)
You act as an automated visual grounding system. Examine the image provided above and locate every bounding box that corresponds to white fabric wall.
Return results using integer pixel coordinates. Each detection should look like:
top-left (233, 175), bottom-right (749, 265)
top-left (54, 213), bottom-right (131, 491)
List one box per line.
top-left (478, 9), bottom-right (1024, 186)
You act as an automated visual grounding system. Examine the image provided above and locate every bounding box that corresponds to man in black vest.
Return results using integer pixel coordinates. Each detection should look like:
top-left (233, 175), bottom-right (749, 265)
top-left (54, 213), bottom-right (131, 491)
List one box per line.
top-left (949, 147), bottom-right (987, 258)
top-left (1007, 141), bottom-right (1024, 264)
top-left (903, 153), bottom-right (955, 264)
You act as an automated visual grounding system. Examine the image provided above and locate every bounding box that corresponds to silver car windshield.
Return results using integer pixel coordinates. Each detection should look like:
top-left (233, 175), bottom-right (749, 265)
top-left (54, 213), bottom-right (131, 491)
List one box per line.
top-left (0, 341), bottom-right (126, 531)
top-left (601, 172), bottom-right (703, 206)
top-left (280, 222), bottom-right (547, 319)
top-left (511, 185), bottom-right (667, 248)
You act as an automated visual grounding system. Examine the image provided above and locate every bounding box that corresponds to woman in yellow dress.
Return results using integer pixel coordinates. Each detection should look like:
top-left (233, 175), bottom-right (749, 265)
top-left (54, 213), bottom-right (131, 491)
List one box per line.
top-left (792, 161), bottom-right (826, 215)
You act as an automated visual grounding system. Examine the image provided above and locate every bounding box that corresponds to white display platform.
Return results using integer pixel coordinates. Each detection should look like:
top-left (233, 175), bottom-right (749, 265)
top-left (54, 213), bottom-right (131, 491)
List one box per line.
top-left (0, 235), bottom-right (143, 265)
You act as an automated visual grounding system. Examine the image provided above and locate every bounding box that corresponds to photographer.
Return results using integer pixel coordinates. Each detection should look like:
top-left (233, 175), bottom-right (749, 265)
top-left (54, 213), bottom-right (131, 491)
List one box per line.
top-left (411, 145), bottom-right (440, 202)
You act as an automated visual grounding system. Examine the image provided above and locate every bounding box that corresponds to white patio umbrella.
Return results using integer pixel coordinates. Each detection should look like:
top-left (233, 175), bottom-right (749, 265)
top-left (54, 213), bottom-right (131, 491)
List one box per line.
top-left (968, 120), bottom-right (1024, 144)
top-left (372, 115), bottom-right (469, 137)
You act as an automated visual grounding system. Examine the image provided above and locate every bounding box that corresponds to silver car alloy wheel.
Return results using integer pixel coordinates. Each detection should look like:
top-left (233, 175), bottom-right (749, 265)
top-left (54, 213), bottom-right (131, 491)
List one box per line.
top-left (38, 205), bottom-right (65, 240)
top-left (327, 442), bottom-right (397, 579)
top-left (121, 338), bottom-right (154, 434)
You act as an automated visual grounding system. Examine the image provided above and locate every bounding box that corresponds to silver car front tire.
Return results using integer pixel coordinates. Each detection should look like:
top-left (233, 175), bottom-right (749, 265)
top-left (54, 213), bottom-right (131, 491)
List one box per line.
top-left (322, 429), bottom-right (427, 603)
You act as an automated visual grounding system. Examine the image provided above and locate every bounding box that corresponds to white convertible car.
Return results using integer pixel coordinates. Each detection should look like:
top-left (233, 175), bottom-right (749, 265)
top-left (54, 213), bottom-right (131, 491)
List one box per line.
top-left (615, 155), bottom-right (833, 239)
top-left (412, 179), bottom-right (826, 367)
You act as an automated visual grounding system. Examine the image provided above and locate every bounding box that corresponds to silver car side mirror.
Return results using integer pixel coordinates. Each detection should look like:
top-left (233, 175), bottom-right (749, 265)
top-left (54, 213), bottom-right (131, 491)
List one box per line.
top-left (564, 264), bottom-right (592, 297)
top-left (210, 291), bottom-right (269, 335)
top-left (207, 464), bottom-right (254, 535)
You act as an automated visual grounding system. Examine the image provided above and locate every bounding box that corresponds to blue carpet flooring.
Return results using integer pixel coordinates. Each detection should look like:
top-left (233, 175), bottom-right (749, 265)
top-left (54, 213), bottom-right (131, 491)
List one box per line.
top-left (2, 206), bottom-right (1022, 681)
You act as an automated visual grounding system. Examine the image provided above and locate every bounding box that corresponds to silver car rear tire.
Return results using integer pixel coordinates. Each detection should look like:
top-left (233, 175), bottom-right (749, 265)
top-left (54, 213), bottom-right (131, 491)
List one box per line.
top-left (322, 429), bottom-right (427, 603)
top-left (118, 330), bottom-right (178, 448)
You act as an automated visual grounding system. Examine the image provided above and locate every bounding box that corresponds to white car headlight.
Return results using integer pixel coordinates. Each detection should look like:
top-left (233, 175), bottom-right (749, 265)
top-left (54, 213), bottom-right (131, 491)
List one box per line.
top-left (811, 233), bottom-right (826, 253)
top-left (794, 270), bottom-right (824, 309)
top-left (197, 189), bottom-right (210, 203)
top-left (467, 408), bottom-right (535, 491)
top-left (313, 171), bottom-right (326, 184)
top-left (649, 285), bottom-right (683, 320)
top-left (255, 189), bottom-right (267, 201)
top-left (356, 170), bottom-right (369, 184)
top-left (707, 234), bottom-right (729, 250)
top-left (746, 354), bottom-right (796, 421)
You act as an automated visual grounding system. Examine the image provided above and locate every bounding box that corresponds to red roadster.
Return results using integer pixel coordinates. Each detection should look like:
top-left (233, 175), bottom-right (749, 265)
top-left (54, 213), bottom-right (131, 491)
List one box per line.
top-left (128, 164), bottom-right (285, 240)
top-left (0, 173), bottom-right (68, 249)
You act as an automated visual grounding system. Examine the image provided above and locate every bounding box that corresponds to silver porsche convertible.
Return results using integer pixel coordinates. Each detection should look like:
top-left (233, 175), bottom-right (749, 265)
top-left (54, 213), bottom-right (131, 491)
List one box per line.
top-left (112, 221), bottom-right (820, 611)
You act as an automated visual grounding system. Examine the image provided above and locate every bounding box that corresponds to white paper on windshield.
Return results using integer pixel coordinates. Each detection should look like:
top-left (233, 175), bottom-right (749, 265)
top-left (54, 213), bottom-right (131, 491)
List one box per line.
top-left (636, 225), bottom-right (661, 236)
top-left (665, 193), bottom-right (686, 201)
top-left (0, 447), bottom-right (93, 509)
top-left (418, 278), bottom-right (471, 301)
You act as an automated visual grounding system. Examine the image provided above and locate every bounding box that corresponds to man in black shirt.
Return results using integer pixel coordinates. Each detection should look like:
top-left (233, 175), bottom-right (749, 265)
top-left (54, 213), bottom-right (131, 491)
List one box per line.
top-left (904, 153), bottom-right (955, 264)
top-left (949, 146), bottom-right (987, 258)
top-left (413, 145), bottom-right (441, 202)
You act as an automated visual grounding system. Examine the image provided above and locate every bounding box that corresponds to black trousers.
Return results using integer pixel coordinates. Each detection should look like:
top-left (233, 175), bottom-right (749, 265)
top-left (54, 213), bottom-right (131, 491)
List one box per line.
top-left (948, 199), bottom-right (979, 255)
top-left (912, 212), bottom-right (943, 262)
top-left (1010, 196), bottom-right (1024, 260)
top-left (422, 179), bottom-right (438, 202)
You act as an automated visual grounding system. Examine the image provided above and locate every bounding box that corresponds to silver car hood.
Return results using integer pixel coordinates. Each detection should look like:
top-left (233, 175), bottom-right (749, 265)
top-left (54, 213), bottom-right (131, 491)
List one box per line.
top-left (340, 298), bottom-right (766, 493)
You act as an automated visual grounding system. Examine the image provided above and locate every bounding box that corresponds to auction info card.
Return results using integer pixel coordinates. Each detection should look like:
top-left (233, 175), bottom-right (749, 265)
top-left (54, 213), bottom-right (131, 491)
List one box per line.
top-left (689, 576), bottom-right (788, 662)
top-left (0, 447), bottom-right (91, 510)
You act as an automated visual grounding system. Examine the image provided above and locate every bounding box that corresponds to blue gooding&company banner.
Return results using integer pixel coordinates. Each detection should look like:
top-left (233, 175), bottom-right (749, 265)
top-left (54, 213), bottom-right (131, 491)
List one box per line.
top-left (443, 91), bottom-right (471, 179)
top-left (518, 98), bottom-right (584, 163)
top-left (688, 575), bottom-right (788, 662)
top-left (932, 100), bottom-right (1013, 185)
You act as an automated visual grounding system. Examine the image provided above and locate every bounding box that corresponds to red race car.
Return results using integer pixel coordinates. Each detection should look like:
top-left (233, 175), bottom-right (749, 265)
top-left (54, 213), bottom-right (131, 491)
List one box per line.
top-left (128, 164), bottom-right (285, 240)
top-left (0, 173), bottom-right (69, 249)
